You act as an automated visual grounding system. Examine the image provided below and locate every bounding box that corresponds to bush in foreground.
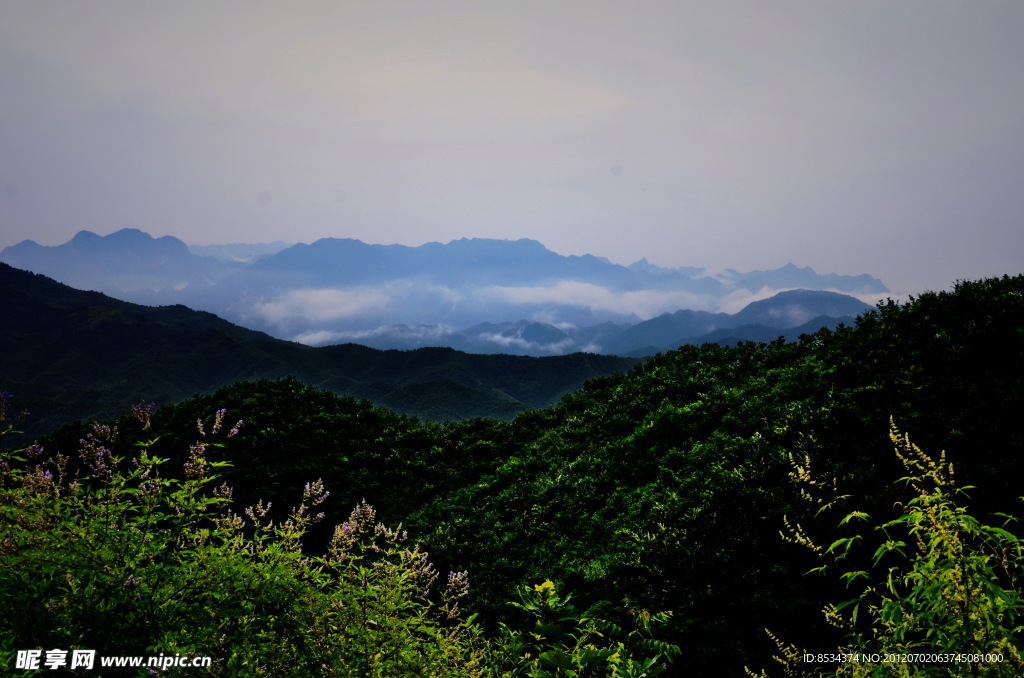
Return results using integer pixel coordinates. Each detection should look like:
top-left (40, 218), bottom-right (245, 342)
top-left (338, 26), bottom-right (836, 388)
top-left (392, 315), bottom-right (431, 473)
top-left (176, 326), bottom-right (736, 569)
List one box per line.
top-left (748, 421), bottom-right (1024, 677)
top-left (0, 399), bottom-right (678, 677)
top-left (0, 402), bottom-right (484, 677)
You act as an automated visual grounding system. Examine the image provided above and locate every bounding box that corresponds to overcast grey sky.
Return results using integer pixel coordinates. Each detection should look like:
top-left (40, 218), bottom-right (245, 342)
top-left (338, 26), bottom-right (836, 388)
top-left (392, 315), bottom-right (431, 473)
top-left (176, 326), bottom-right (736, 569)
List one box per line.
top-left (2, 1), bottom-right (1022, 296)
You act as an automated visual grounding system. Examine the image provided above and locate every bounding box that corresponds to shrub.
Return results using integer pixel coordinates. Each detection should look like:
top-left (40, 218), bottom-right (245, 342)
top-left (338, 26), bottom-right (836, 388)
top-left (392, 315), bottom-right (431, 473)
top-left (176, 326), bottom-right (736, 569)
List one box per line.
top-left (748, 420), bottom-right (1024, 677)
top-left (0, 401), bottom-right (483, 676)
top-left (487, 578), bottom-right (680, 677)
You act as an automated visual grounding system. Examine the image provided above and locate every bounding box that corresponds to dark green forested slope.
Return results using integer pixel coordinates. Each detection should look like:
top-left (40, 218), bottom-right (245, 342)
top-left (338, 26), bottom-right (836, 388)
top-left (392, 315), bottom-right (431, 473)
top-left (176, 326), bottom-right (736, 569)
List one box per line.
top-left (414, 275), bottom-right (1024, 672)
top-left (17, 274), bottom-right (1024, 676)
top-left (0, 262), bottom-right (635, 438)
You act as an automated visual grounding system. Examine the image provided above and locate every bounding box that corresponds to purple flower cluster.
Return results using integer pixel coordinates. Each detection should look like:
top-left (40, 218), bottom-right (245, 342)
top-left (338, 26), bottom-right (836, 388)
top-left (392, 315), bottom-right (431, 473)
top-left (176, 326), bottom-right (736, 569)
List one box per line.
top-left (445, 570), bottom-right (470, 602)
top-left (139, 478), bottom-right (160, 495)
top-left (78, 423), bottom-right (117, 482)
top-left (244, 500), bottom-right (272, 522)
top-left (442, 570), bottom-right (471, 618)
top-left (348, 500), bottom-right (376, 533)
top-left (302, 479), bottom-right (330, 506)
top-left (213, 482), bottom-right (233, 501)
top-left (25, 465), bottom-right (55, 493)
top-left (131, 401), bottom-right (155, 430)
top-left (328, 521), bottom-right (357, 559)
top-left (197, 408), bottom-right (243, 438)
top-left (183, 443), bottom-right (207, 480)
top-left (122, 575), bottom-right (142, 601)
top-left (211, 409), bottom-right (227, 435)
top-left (403, 547), bottom-right (439, 597)
top-left (216, 510), bottom-right (245, 533)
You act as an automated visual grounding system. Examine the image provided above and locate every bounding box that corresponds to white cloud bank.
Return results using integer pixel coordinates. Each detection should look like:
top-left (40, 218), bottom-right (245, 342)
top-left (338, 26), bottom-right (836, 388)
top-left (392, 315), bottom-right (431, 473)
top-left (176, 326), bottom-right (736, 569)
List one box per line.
top-left (252, 287), bottom-right (391, 324)
top-left (476, 332), bottom-right (577, 355)
top-left (291, 324), bottom-right (458, 347)
top-left (248, 281), bottom-right (465, 328)
top-left (482, 280), bottom-right (718, 319)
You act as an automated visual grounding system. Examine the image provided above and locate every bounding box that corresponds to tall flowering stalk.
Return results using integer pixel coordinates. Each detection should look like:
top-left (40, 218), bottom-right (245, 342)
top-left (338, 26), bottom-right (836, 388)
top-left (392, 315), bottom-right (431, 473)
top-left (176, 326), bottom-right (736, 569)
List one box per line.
top-left (748, 421), bottom-right (1024, 677)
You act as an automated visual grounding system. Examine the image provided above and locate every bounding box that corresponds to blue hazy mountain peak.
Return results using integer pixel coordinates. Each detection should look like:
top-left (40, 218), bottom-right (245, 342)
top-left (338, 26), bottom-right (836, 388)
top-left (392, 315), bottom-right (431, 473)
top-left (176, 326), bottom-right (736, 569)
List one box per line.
top-left (444, 236), bottom-right (548, 248)
top-left (0, 228), bottom-right (216, 295)
top-left (5, 228), bottom-right (190, 258)
top-left (731, 289), bottom-right (872, 328)
top-left (729, 263), bottom-right (887, 294)
top-left (251, 236), bottom-right (587, 287)
top-left (56, 228), bottom-right (190, 255)
top-left (70, 229), bottom-right (101, 243)
top-left (627, 257), bottom-right (706, 278)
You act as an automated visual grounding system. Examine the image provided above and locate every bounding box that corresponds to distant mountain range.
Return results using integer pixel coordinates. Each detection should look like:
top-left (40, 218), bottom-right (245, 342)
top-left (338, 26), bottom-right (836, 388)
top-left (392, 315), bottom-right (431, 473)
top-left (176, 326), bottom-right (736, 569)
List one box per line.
top-left (0, 263), bottom-right (638, 437)
top-left (340, 289), bottom-right (871, 357)
top-left (1, 228), bottom-right (887, 356)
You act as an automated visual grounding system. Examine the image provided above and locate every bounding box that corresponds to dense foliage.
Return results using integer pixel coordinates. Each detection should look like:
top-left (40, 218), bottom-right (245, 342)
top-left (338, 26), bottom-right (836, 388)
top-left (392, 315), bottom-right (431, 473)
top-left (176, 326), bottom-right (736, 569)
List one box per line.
top-left (1, 405), bottom-right (682, 676)
top-left (3, 274), bottom-right (1024, 675)
top-left (747, 423), bottom-right (1023, 677)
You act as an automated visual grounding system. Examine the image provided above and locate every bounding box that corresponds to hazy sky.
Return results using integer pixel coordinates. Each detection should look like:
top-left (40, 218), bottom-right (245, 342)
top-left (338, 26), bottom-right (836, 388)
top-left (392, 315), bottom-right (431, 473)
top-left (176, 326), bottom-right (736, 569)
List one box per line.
top-left (2, 1), bottom-right (1022, 296)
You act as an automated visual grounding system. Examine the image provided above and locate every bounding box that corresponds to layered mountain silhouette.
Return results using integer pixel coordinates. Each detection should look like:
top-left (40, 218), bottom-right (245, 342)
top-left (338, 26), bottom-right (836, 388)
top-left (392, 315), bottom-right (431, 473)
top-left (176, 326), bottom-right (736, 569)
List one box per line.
top-left (1, 228), bottom-right (238, 293)
top-left (1, 229), bottom-right (886, 356)
top-left (0, 262), bottom-right (638, 437)
top-left (338, 289), bottom-right (869, 357)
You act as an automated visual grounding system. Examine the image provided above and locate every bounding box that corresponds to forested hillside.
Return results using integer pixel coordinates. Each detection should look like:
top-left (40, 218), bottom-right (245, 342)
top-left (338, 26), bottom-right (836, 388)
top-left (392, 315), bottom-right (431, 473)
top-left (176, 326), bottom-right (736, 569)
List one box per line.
top-left (3, 275), bottom-right (1023, 676)
top-left (0, 262), bottom-right (636, 438)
